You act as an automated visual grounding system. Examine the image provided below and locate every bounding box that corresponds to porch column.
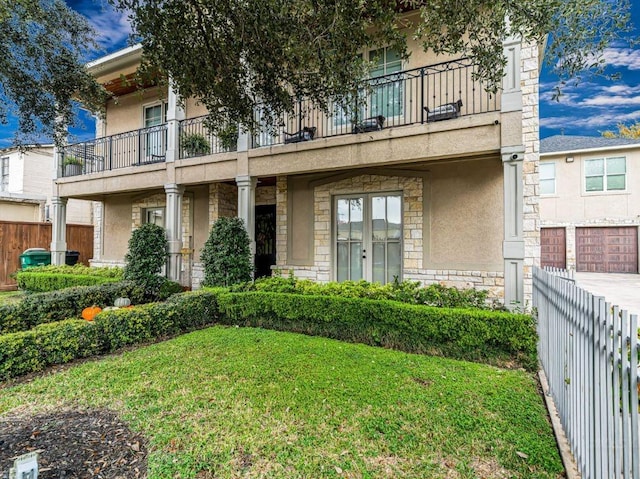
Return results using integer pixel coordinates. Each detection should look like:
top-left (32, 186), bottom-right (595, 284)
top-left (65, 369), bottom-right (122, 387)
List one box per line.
top-left (236, 175), bottom-right (257, 256)
top-left (165, 183), bottom-right (184, 282)
top-left (165, 79), bottom-right (186, 163)
top-left (502, 147), bottom-right (525, 308)
top-left (50, 197), bottom-right (68, 265)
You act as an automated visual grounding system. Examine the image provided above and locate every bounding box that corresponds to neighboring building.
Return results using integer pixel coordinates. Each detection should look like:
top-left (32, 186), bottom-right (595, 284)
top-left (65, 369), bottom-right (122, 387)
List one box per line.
top-left (540, 135), bottom-right (640, 273)
top-left (0, 146), bottom-right (93, 224)
top-left (51, 14), bottom-right (542, 306)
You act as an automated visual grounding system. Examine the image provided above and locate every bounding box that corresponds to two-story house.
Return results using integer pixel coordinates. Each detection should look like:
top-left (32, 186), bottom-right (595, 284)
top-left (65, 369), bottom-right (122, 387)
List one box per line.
top-left (49, 14), bottom-right (542, 307)
top-left (0, 145), bottom-right (92, 224)
top-left (540, 135), bottom-right (640, 273)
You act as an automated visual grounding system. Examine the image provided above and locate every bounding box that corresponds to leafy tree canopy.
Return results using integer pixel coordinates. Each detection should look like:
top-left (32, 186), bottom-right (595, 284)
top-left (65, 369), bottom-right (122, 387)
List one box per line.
top-left (602, 122), bottom-right (640, 139)
top-left (0, 0), bottom-right (107, 145)
top-left (111, 0), bottom-right (634, 132)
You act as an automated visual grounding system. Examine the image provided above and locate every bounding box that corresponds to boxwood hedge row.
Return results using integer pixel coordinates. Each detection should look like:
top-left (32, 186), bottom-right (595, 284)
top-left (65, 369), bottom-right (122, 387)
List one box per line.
top-left (0, 288), bottom-right (537, 381)
top-left (15, 272), bottom-right (120, 293)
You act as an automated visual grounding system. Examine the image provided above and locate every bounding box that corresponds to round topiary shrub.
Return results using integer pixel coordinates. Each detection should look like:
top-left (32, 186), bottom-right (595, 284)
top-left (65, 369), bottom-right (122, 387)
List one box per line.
top-left (124, 223), bottom-right (168, 292)
top-left (202, 217), bottom-right (253, 287)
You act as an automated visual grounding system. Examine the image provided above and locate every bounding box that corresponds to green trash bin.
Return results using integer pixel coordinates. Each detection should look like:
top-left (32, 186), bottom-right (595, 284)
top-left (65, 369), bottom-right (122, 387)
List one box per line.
top-left (19, 248), bottom-right (52, 269)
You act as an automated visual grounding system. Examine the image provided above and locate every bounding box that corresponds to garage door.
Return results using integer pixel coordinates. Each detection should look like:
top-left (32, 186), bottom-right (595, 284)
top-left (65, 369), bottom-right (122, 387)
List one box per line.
top-left (576, 227), bottom-right (638, 273)
top-left (541, 228), bottom-right (566, 269)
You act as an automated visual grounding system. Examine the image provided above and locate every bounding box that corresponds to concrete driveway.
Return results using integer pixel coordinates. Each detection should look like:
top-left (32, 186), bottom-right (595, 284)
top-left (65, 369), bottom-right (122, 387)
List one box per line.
top-left (574, 272), bottom-right (640, 316)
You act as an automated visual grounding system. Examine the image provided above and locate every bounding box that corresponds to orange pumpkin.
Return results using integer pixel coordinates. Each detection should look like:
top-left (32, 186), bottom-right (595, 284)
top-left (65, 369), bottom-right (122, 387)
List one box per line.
top-left (82, 305), bottom-right (102, 321)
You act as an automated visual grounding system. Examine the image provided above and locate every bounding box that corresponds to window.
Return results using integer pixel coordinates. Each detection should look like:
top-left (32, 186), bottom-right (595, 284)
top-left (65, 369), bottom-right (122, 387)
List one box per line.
top-left (143, 102), bottom-right (168, 159)
top-left (539, 162), bottom-right (556, 195)
top-left (0, 156), bottom-right (8, 192)
top-left (368, 47), bottom-right (403, 119)
top-left (144, 207), bottom-right (165, 228)
top-left (332, 48), bottom-right (403, 127)
top-left (585, 157), bottom-right (626, 192)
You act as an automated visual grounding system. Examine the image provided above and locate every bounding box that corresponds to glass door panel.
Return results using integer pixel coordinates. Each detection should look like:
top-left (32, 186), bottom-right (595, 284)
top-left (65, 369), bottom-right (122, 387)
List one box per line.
top-left (335, 197), bottom-right (364, 281)
top-left (335, 193), bottom-right (402, 284)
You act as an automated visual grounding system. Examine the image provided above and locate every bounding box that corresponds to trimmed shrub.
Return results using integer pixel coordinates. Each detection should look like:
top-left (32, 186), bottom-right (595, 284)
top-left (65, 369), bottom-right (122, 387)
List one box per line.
top-left (0, 281), bottom-right (147, 334)
top-left (16, 272), bottom-right (119, 292)
top-left (0, 290), bottom-right (220, 381)
top-left (18, 264), bottom-right (124, 278)
top-left (202, 217), bottom-right (253, 287)
top-left (213, 291), bottom-right (538, 370)
top-left (124, 222), bottom-right (168, 294)
top-left (232, 276), bottom-right (491, 310)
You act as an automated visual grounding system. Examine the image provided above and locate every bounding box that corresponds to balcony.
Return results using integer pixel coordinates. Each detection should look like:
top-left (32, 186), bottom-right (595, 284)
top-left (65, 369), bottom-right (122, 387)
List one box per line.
top-left (62, 124), bottom-right (168, 177)
top-left (61, 57), bottom-right (500, 175)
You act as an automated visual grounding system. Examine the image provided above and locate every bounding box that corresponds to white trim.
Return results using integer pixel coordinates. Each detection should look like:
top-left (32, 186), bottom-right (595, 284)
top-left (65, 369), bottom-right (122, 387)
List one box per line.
top-left (86, 44), bottom-right (143, 73)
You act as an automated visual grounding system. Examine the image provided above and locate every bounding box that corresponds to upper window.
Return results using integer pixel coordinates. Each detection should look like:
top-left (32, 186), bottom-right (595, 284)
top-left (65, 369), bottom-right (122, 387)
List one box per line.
top-left (585, 157), bottom-right (626, 192)
top-left (539, 162), bottom-right (556, 195)
top-left (0, 156), bottom-right (9, 192)
top-left (143, 102), bottom-right (167, 128)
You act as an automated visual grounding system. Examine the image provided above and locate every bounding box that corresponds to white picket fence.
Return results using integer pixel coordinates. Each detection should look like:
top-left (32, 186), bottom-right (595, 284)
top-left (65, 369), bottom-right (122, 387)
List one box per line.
top-left (533, 267), bottom-right (640, 478)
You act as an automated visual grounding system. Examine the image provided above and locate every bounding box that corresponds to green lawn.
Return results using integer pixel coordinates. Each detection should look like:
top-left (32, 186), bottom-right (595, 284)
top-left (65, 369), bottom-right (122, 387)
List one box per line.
top-left (0, 326), bottom-right (563, 478)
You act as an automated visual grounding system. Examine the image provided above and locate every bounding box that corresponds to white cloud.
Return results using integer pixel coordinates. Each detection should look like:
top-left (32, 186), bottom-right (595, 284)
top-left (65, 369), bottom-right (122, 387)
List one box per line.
top-left (602, 48), bottom-right (640, 71)
top-left (581, 94), bottom-right (640, 107)
top-left (75, 5), bottom-right (133, 54)
top-left (541, 110), bottom-right (640, 130)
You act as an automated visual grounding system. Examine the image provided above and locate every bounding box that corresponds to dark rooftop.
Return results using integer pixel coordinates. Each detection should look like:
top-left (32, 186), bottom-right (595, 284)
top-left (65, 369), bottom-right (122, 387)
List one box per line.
top-left (541, 135), bottom-right (640, 154)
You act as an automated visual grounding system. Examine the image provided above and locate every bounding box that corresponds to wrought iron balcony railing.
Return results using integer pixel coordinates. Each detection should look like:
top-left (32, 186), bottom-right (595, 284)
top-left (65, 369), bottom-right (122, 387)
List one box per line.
top-left (61, 58), bottom-right (500, 171)
top-left (61, 124), bottom-right (168, 177)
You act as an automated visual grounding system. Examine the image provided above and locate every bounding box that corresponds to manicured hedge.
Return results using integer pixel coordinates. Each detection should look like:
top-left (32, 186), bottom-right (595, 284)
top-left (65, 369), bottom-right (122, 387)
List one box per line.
top-left (0, 288), bottom-right (537, 380)
top-left (0, 281), bottom-right (148, 335)
top-left (214, 292), bottom-right (538, 370)
top-left (0, 291), bottom-right (218, 381)
top-left (232, 276), bottom-right (494, 310)
top-left (15, 272), bottom-right (120, 292)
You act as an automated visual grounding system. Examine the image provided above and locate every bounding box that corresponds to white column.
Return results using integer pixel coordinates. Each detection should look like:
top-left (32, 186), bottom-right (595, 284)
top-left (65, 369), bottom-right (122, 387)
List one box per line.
top-left (165, 79), bottom-right (186, 163)
top-left (502, 147), bottom-right (525, 308)
top-left (50, 197), bottom-right (68, 265)
top-left (236, 175), bottom-right (257, 255)
top-left (165, 183), bottom-right (184, 281)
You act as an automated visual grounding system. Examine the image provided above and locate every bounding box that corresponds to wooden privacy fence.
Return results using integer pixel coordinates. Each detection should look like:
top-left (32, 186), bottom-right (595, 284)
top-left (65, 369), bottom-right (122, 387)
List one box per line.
top-left (0, 221), bottom-right (93, 290)
top-left (534, 266), bottom-right (639, 479)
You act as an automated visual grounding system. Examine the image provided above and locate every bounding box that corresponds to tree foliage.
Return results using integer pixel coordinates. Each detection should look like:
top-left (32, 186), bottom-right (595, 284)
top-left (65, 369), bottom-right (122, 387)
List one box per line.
top-left (602, 122), bottom-right (640, 139)
top-left (110, 0), bottom-right (634, 132)
top-left (0, 0), bottom-right (107, 145)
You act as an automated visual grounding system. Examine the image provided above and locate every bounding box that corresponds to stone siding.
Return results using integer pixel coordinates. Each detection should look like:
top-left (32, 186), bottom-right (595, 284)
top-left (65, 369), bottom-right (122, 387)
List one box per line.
top-left (521, 42), bottom-right (541, 302)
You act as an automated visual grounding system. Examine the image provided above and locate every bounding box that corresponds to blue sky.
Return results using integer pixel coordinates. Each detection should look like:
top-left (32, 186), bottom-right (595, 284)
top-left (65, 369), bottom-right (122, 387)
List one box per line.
top-left (0, 1), bottom-right (638, 146)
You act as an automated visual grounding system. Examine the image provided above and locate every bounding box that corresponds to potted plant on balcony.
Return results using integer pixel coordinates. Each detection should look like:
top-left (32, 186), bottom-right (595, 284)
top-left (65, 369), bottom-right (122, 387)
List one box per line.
top-left (63, 156), bottom-right (83, 176)
top-left (218, 124), bottom-right (238, 152)
top-left (181, 132), bottom-right (211, 158)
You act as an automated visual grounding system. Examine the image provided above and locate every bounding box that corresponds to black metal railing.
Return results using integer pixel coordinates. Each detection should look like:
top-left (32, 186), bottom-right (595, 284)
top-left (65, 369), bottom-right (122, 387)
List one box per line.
top-left (61, 123), bottom-right (168, 177)
top-left (250, 57), bottom-right (500, 148)
top-left (178, 117), bottom-right (237, 159)
top-left (63, 58), bottom-right (500, 172)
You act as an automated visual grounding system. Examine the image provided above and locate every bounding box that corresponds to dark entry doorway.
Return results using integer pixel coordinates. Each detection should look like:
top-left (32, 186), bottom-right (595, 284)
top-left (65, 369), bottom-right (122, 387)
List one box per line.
top-left (255, 205), bottom-right (276, 277)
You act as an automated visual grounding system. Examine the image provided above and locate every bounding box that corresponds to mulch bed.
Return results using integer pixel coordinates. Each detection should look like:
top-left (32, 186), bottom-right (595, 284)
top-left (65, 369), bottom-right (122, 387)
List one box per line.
top-left (0, 409), bottom-right (147, 478)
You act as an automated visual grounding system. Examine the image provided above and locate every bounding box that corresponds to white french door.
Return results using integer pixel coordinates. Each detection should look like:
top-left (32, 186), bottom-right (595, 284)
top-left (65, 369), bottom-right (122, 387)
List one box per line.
top-left (335, 193), bottom-right (402, 284)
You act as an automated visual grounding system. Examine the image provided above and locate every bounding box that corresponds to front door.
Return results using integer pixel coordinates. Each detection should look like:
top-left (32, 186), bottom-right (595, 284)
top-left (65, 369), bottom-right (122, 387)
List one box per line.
top-left (335, 193), bottom-right (402, 284)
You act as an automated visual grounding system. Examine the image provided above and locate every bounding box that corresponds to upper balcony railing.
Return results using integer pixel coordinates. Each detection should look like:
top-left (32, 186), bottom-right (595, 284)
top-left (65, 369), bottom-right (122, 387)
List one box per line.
top-left (61, 124), bottom-right (168, 177)
top-left (60, 58), bottom-right (500, 174)
top-left (250, 57), bottom-right (499, 148)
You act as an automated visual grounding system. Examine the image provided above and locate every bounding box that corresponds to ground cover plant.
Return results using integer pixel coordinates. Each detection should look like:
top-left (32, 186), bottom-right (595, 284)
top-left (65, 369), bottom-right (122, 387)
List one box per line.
top-left (0, 291), bottom-right (24, 306)
top-left (0, 326), bottom-right (564, 478)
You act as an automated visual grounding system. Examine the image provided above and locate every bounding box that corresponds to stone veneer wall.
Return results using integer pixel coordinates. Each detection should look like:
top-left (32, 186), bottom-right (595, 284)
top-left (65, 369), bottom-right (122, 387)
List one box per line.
top-left (208, 183), bottom-right (237, 224)
top-left (275, 174), bottom-right (504, 298)
top-left (521, 42), bottom-right (541, 303)
top-left (541, 219), bottom-right (640, 271)
top-left (256, 185), bottom-right (276, 206)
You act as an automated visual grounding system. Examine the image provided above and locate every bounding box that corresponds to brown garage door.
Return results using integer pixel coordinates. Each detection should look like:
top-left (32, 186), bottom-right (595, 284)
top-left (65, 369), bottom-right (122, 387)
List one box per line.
top-left (541, 228), bottom-right (566, 269)
top-left (576, 227), bottom-right (638, 273)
